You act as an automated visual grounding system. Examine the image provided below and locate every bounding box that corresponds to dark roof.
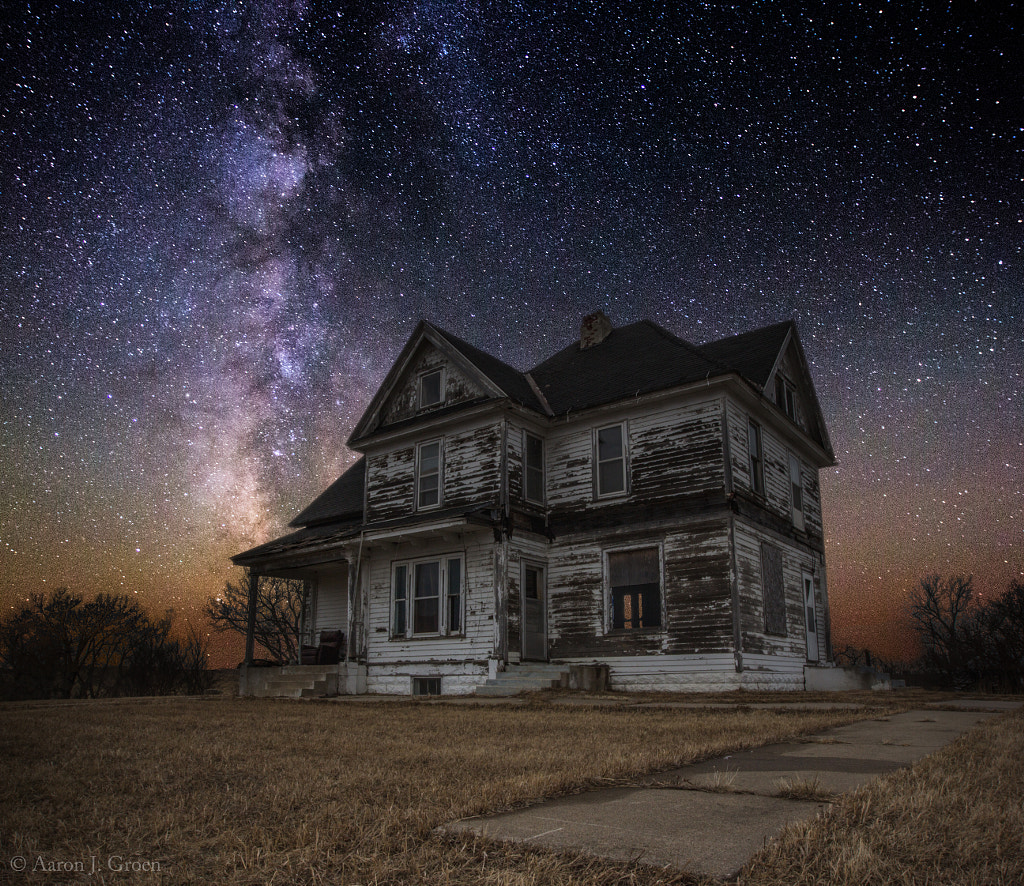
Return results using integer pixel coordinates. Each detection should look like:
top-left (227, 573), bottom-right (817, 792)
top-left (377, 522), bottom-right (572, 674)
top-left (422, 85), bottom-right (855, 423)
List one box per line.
top-left (698, 321), bottom-right (794, 389)
top-left (289, 457), bottom-right (365, 528)
top-left (231, 518), bottom-right (361, 566)
top-left (432, 325), bottom-right (546, 412)
top-left (529, 320), bottom-right (723, 415)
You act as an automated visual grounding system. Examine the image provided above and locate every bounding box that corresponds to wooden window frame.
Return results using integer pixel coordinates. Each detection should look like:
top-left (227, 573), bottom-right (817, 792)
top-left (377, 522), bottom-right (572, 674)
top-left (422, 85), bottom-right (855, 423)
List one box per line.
top-left (390, 554), bottom-right (465, 639)
top-left (789, 452), bottom-right (805, 529)
top-left (523, 431), bottom-right (545, 504)
top-left (416, 439), bottom-right (443, 510)
top-left (418, 368), bottom-right (444, 409)
top-left (594, 422), bottom-right (629, 499)
top-left (775, 375), bottom-right (797, 421)
top-left (747, 420), bottom-right (764, 497)
top-left (603, 542), bottom-right (664, 633)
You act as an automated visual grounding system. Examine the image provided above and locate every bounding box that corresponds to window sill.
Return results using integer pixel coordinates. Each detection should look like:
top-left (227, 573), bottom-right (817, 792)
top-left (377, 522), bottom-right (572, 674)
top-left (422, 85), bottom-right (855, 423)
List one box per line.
top-left (605, 626), bottom-right (665, 636)
top-left (390, 633), bottom-right (465, 641)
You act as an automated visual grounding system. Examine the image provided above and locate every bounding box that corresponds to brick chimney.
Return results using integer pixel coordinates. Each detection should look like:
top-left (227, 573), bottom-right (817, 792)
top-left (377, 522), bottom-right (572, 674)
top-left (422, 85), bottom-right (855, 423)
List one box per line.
top-left (579, 310), bottom-right (613, 349)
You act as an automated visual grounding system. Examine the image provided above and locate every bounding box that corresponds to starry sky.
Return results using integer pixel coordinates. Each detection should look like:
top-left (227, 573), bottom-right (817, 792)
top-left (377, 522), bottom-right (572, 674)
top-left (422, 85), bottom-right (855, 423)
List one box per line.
top-left (2, 1), bottom-right (1020, 665)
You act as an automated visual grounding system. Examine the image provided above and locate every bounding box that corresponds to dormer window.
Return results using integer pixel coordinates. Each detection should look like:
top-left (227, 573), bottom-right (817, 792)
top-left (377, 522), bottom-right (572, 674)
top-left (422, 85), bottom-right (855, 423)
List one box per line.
top-left (419, 369), bottom-right (443, 409)
top-left (775, 375), bottom-right (797, 421)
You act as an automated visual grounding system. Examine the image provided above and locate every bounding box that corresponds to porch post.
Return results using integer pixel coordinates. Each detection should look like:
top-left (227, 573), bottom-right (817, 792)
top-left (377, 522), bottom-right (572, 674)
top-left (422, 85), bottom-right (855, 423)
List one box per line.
top-left (244, 568), bottom-right (259, 665)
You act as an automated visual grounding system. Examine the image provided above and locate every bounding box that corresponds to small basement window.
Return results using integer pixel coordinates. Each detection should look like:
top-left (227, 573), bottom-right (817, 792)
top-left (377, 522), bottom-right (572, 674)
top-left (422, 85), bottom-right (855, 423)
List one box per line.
top-left (412, 676), bottom-right (441, 696)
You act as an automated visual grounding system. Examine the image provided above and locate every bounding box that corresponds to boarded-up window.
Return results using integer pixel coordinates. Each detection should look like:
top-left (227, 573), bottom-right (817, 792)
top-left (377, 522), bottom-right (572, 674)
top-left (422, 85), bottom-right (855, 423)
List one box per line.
top-left (609, 547), bottom-right (661, 630)
top-left (760, 542), bottom-right (786, 635)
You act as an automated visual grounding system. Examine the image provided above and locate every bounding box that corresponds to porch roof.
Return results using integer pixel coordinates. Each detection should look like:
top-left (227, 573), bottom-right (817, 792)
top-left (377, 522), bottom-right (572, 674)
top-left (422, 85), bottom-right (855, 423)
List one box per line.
top-left (231, 517), bottom-right (361, 568)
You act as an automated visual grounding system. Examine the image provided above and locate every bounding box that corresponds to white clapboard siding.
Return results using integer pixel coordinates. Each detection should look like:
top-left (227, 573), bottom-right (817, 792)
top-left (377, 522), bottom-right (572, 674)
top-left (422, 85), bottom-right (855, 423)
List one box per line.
top-left (364, 531), bottom-right (495, 667)
top-left (545, 397), bottom-right (724, 511)
top-left (733, 520), bottom-right (823, 660)
top-left (314, 569), bottom-right (348, 635)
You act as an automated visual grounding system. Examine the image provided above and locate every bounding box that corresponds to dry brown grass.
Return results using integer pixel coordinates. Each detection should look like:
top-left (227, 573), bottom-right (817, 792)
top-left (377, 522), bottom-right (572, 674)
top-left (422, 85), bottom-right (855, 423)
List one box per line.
top-left (740, 708), bottom-right (1024, 886)
top-left (0, 695), bottom-right (896, 885)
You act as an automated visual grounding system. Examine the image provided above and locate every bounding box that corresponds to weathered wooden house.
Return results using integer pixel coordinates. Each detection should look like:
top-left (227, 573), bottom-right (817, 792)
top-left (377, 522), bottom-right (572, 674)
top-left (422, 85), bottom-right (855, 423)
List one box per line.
top-left (234, 312), bottom-right (836, 696)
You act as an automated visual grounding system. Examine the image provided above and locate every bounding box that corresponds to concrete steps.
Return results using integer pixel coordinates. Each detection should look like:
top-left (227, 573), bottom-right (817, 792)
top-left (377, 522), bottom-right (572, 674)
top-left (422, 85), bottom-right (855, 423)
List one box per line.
top-left (474, 663), bottom-right (569, 697)
top-left (251, 665), bottom-right (340, 699)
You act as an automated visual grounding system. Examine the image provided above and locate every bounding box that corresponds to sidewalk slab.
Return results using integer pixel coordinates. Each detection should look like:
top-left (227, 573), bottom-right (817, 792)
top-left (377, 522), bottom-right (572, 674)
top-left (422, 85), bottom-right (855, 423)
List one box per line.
top-left (444, 709), bottom-right (1002, 879)
top-left (451, 787), bottom-right (825, 877)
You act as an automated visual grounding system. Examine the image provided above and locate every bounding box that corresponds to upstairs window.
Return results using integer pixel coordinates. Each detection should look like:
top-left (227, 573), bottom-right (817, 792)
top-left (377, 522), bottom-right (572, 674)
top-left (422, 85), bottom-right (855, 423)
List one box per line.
top-left (524, 432), bottom-right (545, 503)
top-left (747, 420), bottom-right (764, 496)
top-left (417, 440), bottom-right (442, 509)
top-left (789, 453), bottom-right (804, 527)
top-left (775, 376), bottom-right (797, 421)
top-left (608, 547), bottom-right (661, 630)
top-left (596, 423), bottom-right (627, 497)
top-left (419, 369), bottom-right (443, 409)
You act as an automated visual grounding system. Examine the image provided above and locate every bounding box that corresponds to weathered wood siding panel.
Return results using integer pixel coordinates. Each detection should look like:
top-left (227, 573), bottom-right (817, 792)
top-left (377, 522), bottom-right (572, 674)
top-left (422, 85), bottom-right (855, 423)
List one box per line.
top-left (733, 519), bottom-right (819, 660)
top-left (662, 519), bottom-right (733, 654)
top-left (364, 532), bottom-right (495, 671)
top-left (506, 421), bottom-right (524, 503)
top-left (761, 430), bottom-right (792, 519)
top-left (365, 447), bottom-right (415, 522)
top-left (725, 395), bottom-right (824, 541)
top-left (544, 519), bottom-right (732, 659)
top-left (725, 398), bottom-right (752, 493)
top-left (802, 463), bottom-right (823, 537)
top-left (443, 422), bottom-right (501, 510)
top-left (546, 398), bottom-right (725, 514)
top-left (630, 401), bottom-right (725, 502)
top-left (380, 344), bottom-right (486, 426)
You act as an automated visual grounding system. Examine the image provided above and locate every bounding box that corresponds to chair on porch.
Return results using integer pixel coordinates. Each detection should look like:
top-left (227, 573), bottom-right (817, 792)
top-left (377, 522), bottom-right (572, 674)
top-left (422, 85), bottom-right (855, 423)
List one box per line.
top-left (312, 630), bottom-right (344, 665)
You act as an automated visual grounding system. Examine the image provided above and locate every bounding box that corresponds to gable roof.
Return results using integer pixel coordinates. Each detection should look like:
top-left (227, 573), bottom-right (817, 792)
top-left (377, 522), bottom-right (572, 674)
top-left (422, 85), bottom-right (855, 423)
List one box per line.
top-left (435, 326), bottom-right (545, 412)
top-left (290, 457), bottom-right (365, 528)
top-left (348, 320), bottom-right (541, 445)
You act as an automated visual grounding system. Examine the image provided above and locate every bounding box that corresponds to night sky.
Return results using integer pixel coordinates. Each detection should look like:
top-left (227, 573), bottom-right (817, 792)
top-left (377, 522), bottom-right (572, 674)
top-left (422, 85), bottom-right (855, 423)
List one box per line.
top-left (2, 1), bottom-right (1020, 665)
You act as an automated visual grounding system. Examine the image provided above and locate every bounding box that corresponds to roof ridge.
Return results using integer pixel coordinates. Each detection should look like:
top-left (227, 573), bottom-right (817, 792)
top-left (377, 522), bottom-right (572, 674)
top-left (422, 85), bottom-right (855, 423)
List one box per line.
top-left (639, 319), bottom-right (735, 378)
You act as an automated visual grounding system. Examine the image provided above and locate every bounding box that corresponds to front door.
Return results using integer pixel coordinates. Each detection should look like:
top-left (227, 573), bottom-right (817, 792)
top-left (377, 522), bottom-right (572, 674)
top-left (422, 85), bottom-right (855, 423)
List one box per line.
top-left (522, 563), bottom-right (547, 661)
top-left (803, 574), bottom-right (819, 661)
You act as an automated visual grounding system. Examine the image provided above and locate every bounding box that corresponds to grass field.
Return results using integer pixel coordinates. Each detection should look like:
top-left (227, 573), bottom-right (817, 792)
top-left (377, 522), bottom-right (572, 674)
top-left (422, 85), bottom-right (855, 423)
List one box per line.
top-left (0, 692), bottom-right (1018, 885)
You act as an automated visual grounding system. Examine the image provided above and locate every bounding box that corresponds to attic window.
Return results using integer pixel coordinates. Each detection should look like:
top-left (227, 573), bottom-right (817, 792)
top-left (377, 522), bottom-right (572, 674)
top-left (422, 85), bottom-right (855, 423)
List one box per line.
top-left (775, 376), bottom-right (797, 421)
top-left (419, 370), bottom-right (443, 408)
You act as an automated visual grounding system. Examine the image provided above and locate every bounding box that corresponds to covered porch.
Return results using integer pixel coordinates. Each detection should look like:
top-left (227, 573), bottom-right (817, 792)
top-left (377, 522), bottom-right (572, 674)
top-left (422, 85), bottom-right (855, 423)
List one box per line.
top-left (232, 519), bottom-right (366, 697)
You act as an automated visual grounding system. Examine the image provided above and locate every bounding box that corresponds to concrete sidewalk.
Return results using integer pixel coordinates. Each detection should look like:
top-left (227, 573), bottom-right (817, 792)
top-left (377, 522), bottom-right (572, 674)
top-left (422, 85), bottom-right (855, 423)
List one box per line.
top-left (444, 707), bottom-right (1020, 879)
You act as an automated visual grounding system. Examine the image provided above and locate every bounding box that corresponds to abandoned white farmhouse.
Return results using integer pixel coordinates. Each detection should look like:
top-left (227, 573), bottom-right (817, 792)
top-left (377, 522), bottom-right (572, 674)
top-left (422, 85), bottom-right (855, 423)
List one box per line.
top-left (234, 311), bottom-right (836, 696)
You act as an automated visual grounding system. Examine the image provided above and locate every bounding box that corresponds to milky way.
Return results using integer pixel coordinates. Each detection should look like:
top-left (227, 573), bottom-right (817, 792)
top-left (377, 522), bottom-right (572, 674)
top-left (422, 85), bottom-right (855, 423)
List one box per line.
top-left (2, 2), bottom-right (1021, 663)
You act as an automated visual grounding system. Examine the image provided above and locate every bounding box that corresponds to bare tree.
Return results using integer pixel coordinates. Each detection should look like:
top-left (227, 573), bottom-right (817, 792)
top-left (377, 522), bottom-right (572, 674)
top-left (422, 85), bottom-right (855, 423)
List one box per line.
top-left (961, 579), bottom-right (1024, 692)
top-left (0, 589), bottom-right (211, 700)
top-left (908, 574), bottom-right (974, 682)
top-left (204, 570), bottom-right (305, 664)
